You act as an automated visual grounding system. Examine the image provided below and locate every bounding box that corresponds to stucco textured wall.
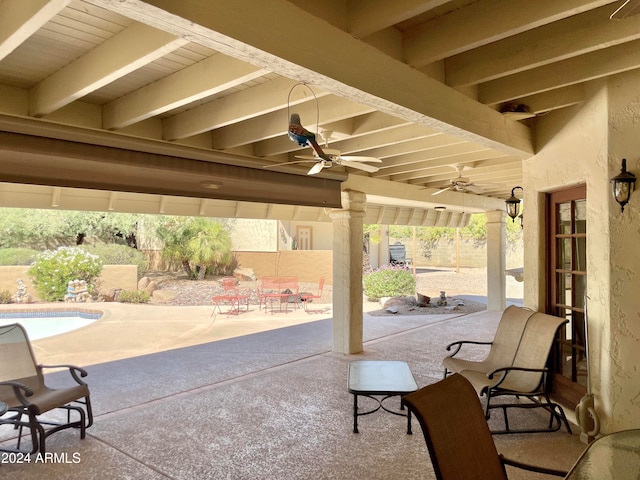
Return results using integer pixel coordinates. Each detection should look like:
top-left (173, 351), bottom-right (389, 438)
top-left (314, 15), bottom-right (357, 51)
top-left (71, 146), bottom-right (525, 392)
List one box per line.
top-left (526, 74), bottom-right (640, 433)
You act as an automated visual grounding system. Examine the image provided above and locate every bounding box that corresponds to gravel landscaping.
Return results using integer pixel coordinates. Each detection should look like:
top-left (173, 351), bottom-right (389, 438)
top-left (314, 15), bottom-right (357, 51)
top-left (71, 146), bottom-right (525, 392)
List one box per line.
top-left (148, 267), bottom-right (524, 316)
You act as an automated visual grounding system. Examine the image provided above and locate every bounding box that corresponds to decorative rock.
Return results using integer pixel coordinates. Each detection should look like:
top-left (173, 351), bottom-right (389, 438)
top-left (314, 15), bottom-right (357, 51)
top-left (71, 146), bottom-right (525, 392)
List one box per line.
top-left (233, 267), bottom-right (256, 281)
top-left (382, 296), bottom-right (417, 309)
top-left (138, 277), bottom-right (151, 290)
top-left (385, 306), bottom-right (399, 314)
top-left (98, 289), bottom-right (117, 302)
top-left (144, 280), bottom-right (159, 295)
top-left (416, 293), bottom-right (431, 307)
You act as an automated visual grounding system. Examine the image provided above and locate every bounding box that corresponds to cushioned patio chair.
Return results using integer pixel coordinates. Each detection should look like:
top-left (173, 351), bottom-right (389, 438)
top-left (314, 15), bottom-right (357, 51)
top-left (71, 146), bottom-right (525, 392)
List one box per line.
top-left (460, 312), bottom-right (572, 434)
top-left (0, 323), bottom-right (93, 454)
top-left (401, 374), bottom-right (568, 480)
top-left (443, 305), bottom-right (535, 377)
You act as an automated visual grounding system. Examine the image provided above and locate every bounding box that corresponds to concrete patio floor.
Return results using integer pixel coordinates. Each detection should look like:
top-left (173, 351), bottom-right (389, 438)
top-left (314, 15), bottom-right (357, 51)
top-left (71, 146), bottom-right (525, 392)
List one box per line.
top-left (0, 303), bottom-right (586, 479)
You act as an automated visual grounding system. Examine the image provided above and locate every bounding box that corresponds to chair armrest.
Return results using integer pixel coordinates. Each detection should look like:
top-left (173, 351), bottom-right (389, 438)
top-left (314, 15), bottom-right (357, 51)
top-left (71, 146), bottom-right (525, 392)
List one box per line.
top-left (445, 340), bottom-right (493, 357)
top-left (39, 364), bottom-right (89, 385)
top-left (488, 366), bottom-right (548, 379)
top-left (0, 381), bottom-right (34, 404)
top-left (501, 455), bottom-right (567, 477)
top-left (485, 366), bottom-right (549, 390)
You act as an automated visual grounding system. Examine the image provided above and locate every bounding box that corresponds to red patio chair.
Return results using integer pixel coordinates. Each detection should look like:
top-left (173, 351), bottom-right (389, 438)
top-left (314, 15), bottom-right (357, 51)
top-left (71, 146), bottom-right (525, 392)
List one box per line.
top-left (212, 277), bottom-right (248, 316)
top-left (300, 278), bottom-right (325, 311)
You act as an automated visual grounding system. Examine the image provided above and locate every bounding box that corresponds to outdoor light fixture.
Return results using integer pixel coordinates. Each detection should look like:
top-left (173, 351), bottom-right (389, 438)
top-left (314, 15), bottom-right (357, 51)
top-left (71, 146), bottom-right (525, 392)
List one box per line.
top-left (610, 158), bottom-right (636, 213)
top-left (505, 186), bottom-right (523, 222)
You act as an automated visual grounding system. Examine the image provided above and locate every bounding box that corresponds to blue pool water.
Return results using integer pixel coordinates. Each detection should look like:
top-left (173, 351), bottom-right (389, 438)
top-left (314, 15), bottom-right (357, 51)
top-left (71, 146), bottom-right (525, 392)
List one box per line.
top-left (0, 310), bottom-right (102, 340)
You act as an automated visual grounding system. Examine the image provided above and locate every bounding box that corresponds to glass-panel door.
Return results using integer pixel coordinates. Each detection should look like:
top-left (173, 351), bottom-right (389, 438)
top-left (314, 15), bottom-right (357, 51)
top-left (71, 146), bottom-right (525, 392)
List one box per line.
top-left (547, 185), bottom-right (587, 407)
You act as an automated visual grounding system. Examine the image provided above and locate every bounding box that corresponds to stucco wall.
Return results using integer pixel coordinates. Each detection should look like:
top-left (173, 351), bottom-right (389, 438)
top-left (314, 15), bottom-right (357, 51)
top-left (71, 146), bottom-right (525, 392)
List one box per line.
top-left (606, 70), bottom-right (640, 432)
top-left (0, 265), bottom-right (138, 302)
top-left (235, 251), bottom-right (332, 284)
top-left (526, 75), bottom-right (640, 432)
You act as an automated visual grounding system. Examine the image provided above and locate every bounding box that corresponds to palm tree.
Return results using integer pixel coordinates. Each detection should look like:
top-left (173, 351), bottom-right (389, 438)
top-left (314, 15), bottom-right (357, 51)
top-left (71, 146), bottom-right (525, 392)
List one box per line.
top-left (188, 219), bottom-right (232, 280)
top-left (156, 217), bottom-right (232, 279)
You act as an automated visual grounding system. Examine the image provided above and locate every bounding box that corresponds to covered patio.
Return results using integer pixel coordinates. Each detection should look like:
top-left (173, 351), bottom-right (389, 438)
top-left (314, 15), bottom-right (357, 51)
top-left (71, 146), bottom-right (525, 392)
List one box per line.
top-left (1, 307), bottom-right (585, 479)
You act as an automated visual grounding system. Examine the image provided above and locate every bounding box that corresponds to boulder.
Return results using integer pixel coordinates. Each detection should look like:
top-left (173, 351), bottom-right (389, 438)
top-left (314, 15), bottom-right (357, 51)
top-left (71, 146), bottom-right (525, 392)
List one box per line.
top-left (138, 277), bottom-right (150, 290)
top-left (234, 267), bottom-right (256, 281)
top-left (98, 289), bottom-right (117, 302)
top-left (144, 280), bottom-right (159, 295)
top-left (416, 293), bottom-right (431, 307)
top-left (381, 296), bottom-right (417, 309)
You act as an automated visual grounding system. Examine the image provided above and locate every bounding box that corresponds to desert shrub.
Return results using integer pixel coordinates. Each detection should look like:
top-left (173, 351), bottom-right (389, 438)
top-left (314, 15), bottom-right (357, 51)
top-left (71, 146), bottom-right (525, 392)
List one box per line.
top-left (118, 290), bottom-right (150, 303)
top-left (81, 244), bottom-right (148, 279)
top-left (363, 265), bottom-right (416, 301)
top-left (28, 247), bottom-right (103, 302)
top-left (0, 248), bottom-right (40, 266)
top-left (0, 290), bottom-right (13, 304)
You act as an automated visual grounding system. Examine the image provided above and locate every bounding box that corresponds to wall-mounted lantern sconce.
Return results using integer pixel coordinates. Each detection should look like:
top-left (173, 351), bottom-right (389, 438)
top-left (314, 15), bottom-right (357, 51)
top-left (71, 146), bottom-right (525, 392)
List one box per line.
top-left (505, 186), bottom-right (523, 223)
top-left (610, 159), bottom-right (636, 213)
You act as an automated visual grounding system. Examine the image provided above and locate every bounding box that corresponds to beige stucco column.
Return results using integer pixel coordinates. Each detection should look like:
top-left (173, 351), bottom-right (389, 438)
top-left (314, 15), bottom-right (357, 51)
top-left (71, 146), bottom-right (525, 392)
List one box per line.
top-left (329, 189), bottom-right (366, 354)
top-left (486, 210), bottom-right (506, 311)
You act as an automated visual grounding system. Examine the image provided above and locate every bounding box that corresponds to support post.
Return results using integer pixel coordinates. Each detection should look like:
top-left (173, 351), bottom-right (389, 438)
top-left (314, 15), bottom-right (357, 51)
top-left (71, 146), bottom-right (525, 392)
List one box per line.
top-left (486, 210), bottom-right (507, 311)
top-left (329, 190), bottom-right (366, 354)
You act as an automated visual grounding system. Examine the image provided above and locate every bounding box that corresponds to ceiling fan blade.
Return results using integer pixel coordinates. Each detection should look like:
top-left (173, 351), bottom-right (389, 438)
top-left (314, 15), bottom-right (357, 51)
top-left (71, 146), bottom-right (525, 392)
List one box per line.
top-left (307, 162), bottom-right (325, 175)
top-left (611, 0), bottom-right (640, 19)
top-left (263, 159), bottom-right (315, 169)
top-left (464, 184), bottom-right (486, 194)
top-left (339, 155), bottom-right (383, 163)
top-left (341, 161), bottom-right (379, 173)
top-left (295, 154), bottom-right (320, 160)
top-left (431, 186), bottom-right (452, 196)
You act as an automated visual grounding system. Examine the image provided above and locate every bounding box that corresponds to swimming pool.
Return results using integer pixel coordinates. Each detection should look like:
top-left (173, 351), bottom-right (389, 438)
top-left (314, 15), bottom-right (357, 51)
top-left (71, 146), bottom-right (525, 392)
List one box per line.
top-left (0, 309), bottom-right (102, 340)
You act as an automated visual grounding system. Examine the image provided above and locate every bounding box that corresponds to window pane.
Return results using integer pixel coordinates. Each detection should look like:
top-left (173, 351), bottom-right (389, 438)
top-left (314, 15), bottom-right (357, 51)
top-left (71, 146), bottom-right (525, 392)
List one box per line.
top-left (574, 199), bottom-right (587, 233)
top-left (556, 272), bottom-right (569, 306)
top-left (575, 237), bottom-right (586, 272)
top-left (556, 237), bottom-right (571, 269)
top-left (557, 202), bottom-right (572, 234)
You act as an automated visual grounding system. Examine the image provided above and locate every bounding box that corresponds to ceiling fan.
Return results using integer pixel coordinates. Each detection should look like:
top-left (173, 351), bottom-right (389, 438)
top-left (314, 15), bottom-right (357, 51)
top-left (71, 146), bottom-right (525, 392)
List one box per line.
top-left (429, 165), bottom-right (498, 196)
top-left (264, 114), bottom-right (381, 175)
top-left (611, 0), bottom-right (640, 19)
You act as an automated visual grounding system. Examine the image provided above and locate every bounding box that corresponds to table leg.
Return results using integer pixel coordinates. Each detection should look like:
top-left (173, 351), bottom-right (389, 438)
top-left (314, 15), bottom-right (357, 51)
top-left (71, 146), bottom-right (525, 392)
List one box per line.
top-left (353, 394), bottom-right (359, 433)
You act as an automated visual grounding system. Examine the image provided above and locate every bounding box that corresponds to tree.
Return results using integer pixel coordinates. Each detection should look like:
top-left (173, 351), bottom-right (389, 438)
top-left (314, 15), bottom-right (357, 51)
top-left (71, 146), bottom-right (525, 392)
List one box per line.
top-left (188, 219), bottom-right (232, 280)
top-left (0, 208), bottom-right (143, 248)
top-left (156, 217), bottom-right (232, 279)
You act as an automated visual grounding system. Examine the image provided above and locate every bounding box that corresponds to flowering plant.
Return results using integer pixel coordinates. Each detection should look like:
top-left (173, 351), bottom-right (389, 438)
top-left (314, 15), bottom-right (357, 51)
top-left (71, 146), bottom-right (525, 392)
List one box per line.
top-left (28, 246), bottom-right (103, 301)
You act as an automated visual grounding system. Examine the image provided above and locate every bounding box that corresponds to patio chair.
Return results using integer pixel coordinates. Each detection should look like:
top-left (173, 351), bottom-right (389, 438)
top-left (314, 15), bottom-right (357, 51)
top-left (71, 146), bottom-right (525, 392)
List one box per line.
top-left (0, 323), bottom-right (93, 454)
top-left (300, 277), bottom-right (325, 311)
top-left (443, 305), bottom-right (535, 377)
top-left (401, 374), bottom-right (568, 480)
top-left (212, 276), bottom-right (249, 316)
top-left (460, 312), bottom-right (573, 434)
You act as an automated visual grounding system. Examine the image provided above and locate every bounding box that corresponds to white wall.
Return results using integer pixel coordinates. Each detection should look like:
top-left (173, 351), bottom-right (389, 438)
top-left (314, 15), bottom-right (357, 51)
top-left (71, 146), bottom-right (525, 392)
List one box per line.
top-left (525, 75), bottom-right (640, 432)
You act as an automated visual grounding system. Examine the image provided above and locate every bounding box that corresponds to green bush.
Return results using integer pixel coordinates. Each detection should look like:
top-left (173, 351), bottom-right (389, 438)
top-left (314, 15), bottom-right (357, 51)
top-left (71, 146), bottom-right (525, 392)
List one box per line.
top-left (363, 265), bottom-right (416, 301)
top-left (28, 247), bottom-right (103, 302)
top-left (0, 248), bottom-right (40, 266)
top-left (118, 290), bottom-right (150, 303)
top-left (81, 244), bottom-right (148, 279)
top-left (0, 290), bottom-right (13, 304)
